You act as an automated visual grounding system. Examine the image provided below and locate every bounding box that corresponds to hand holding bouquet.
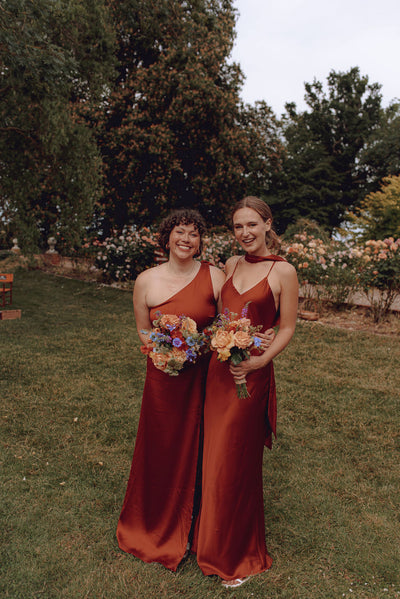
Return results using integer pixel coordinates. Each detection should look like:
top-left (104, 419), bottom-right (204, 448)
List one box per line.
top-left (141, 312), bottom-right (206, 376)
top-left (205, 306), bottom-right (262, 398)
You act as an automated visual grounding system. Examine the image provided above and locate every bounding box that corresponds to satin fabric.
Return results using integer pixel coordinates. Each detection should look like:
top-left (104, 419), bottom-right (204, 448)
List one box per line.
top-left (117, 262), bottom-right (216, 571)
top-left (195, 258), bottom-right (282, 580)
top-left (245, 253), bottom-right (286, 264)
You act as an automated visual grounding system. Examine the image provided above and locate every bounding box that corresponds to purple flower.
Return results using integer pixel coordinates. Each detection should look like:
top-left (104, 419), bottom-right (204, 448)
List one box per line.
top-left (172, 337), bottom-right (183, 348)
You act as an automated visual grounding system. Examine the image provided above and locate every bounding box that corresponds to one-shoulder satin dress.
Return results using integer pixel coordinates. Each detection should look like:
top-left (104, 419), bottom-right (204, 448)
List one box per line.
top-left (195, 257), bottom-right (284, 580)
top-left (117, 262), bottom-right (216, 571)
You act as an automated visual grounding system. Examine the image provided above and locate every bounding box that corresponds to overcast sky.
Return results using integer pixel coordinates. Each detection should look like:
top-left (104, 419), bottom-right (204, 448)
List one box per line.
top-left (230, 0), bottom-right (400, 116)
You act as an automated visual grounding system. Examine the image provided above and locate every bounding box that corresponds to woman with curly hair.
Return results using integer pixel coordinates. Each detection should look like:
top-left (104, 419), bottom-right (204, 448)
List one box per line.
top-left (117, 209), bottom-right (225, 570)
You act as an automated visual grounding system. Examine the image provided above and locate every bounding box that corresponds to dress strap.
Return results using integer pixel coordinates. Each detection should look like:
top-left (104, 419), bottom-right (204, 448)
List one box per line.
top-left (265, 260), bottom-right (277, 282)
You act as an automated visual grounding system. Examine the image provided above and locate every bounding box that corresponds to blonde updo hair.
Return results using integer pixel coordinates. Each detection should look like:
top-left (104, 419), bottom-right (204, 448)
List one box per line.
top-left (231, 196), bottom-right (281, 252)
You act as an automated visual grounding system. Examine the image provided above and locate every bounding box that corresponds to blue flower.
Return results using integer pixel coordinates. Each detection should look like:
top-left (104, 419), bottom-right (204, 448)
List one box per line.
top-left (186, 349), bottom-right (196, 362)
top-left (172, 337), bottom-right (183, 348)
top-left (254, 336), bottom-right (262, 348)
top-left (186, 336), bottom-right (196, 346)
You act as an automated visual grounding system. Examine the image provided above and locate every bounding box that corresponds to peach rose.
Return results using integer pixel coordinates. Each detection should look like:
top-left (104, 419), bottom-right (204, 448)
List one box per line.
top-left (180, 316), bottom-right (197, 335)
top-left (234, 330), bottom-right (252, 349)
top-left (159, 314), bottom-right (180, 328)
top-left (171, 347), bottom-right (187, 363)
top-left (150, 352), bottom-right (169, 369)
top-left (211, 330), bottom-right (235, 350)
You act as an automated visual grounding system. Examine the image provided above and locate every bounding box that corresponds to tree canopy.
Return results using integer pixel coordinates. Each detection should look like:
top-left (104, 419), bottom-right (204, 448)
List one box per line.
top-left (1, 2), bottom-right (399, 250)
top-left (345, 175), bottom-right (400, 241)
top-left (0, 0), bottom-right (115, 250)
top-left (267, 68), bottom-right (384, 234)
top-left (89, 0), bottom-right (282, 234)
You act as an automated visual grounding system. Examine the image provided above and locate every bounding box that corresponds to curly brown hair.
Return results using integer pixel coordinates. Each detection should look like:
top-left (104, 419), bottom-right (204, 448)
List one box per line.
top-left (157, 209), bottom-right (207, 254)
top-left (231, 196), bottom-right (281, 251)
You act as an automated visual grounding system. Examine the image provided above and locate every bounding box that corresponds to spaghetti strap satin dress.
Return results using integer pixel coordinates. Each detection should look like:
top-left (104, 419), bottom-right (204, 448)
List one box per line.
top-left (117, 262), bottom-right (216, 571)
top-left (195, 257), bottom-right (285, 580)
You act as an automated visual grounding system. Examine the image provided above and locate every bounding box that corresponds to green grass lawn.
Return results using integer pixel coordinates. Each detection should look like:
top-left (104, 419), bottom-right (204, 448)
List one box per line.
top-left (1, 269), bottom-right (399, 599)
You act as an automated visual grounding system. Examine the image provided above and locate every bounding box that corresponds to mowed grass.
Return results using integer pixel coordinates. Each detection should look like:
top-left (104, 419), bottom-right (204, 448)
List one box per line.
top-left (1, 269), bottom-right (399, 599)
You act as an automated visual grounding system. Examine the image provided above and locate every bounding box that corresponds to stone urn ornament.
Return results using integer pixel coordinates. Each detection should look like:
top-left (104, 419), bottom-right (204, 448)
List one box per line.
top-left (11, 238), bottom-right (20, 253)
top-left (44, 236), bottom-right (61, 265)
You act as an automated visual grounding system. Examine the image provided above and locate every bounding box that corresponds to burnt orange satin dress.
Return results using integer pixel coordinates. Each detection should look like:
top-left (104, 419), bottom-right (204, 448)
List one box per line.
top-left (195, 258), bottom-right (283, 580)
top-left (117, 262), bottom-right (216, 571)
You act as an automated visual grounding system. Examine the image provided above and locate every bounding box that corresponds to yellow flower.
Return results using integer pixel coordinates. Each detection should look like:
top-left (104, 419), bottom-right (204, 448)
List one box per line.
top-left (217, 348), bottom-right (232, 361)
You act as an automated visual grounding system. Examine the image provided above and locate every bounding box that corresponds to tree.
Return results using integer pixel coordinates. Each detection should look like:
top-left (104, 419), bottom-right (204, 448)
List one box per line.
top-left (0, 0), bottom-right (115, 251)
top-left (359, 101), bottom-right (400, 187)
top-left (269, 68), bottom-right (383, 234)
top-left (238, 100), bottom-right (284, 199)
top-left (92, 0), bottom-right (279, 233)
top-left (345, 175), bottom-right (400, 241)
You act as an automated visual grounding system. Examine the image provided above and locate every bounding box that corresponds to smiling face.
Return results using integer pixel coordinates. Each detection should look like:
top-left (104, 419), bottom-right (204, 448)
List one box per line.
top-left (233, 207), bottom-right (271, 255)
top-left (168, 222), bottom-right (201, 259)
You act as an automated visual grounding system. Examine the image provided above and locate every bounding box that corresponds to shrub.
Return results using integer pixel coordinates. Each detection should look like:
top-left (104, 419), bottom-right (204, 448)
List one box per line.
top-left (201, 228), bottom-right (241, 267)
top-left (284, 233), bottom-right (329, 309)
top-left (356, 237), bottom-right (400, 322)
top-left (94, 227), bottom-right (158, 282)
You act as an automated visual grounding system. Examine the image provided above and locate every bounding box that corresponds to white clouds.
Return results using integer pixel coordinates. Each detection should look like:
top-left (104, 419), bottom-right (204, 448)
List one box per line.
top-left (230, 0), bottom-right (400, 115)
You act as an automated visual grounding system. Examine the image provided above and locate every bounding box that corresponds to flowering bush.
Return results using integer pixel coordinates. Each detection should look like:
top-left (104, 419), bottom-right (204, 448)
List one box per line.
top-left (94, 226), bottom-right (158, 282)
top-left (201, 228), bottom-right (241, 267)
top-left (319, 243), bottom-right (361, 307)
top-left (284, 232), bottom-right (400, 320)
top-left (283, 234), bottom-right (329, 309)
top-left (90, 223), bottom-right (399, 323)
top-left (356, 238), bottom-right (400, 322)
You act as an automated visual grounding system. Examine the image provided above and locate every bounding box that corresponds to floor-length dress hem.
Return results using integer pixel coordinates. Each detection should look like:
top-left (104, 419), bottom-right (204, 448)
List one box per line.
top-left (117, 262), bottom-right (216, 572)
top-left (196, 260), bottom-right (281, 579)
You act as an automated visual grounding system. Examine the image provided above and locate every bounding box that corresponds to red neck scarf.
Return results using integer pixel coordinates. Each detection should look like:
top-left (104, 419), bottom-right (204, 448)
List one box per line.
top-left (245, 254), bottom-right (285, 263)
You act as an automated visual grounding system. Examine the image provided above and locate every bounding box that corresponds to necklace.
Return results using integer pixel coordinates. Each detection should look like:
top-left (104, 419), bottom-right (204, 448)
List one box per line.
top-left (167, 260), bottom-right (198, 279)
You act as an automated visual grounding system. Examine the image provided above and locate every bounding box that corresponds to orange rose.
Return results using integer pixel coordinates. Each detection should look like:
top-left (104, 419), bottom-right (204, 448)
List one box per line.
top-left (180, 316), bottom-right (197, 335)
top-left (234, 331), bottom-right (252, 349)
top-left (159, 314), bottom-right (180, 328)
top-left (211, 329), bottom-right (235, 350)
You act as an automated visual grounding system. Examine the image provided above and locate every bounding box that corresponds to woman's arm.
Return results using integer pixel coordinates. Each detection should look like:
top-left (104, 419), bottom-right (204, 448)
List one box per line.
top-left (230, 262), bottom-right (298, 379)
top-left (133, 271), bottom-right (153, 346)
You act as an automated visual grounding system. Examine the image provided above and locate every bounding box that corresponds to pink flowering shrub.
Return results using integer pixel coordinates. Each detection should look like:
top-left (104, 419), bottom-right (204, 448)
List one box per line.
top-left (90, 224), bottom-right (399, 322)
top-left (356, 238), bottom-right (400, 321)
top-left (284, 232), bottom-right (400, 320)
top-left (94, 226), bottom-right (158, 282)
top-left (283, 234), bottom-right (330, 309)
top-left (200, 229), bottom-right (241, 267)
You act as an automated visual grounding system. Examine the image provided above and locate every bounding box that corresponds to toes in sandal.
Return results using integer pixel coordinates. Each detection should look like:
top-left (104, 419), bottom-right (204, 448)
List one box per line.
top-left (221, 576), bottom-right (251, 589)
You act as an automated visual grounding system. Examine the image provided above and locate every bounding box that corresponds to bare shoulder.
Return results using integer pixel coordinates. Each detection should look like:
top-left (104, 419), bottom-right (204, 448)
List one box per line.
top-left (224, 255), bottom-right (241, 276)
top-left (208, 264), bottom-right (226, 282)
top-left (275, 260), bottom-right (297, 278)
top-left (134, 264), bottom-right (164, 288)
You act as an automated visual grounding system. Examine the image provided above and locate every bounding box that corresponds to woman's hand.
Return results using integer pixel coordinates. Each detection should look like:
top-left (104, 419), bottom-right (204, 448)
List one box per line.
top-left (257, 328), bottom-right (275, 351)
top-left (229, 355), bottom-right (265, 382)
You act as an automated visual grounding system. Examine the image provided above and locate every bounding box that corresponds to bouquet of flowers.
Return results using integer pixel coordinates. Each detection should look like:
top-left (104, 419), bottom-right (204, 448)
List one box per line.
top-left (141, 312), bottom-right (207, 376)
top-left (205, 306), bottom-right (262, 398)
